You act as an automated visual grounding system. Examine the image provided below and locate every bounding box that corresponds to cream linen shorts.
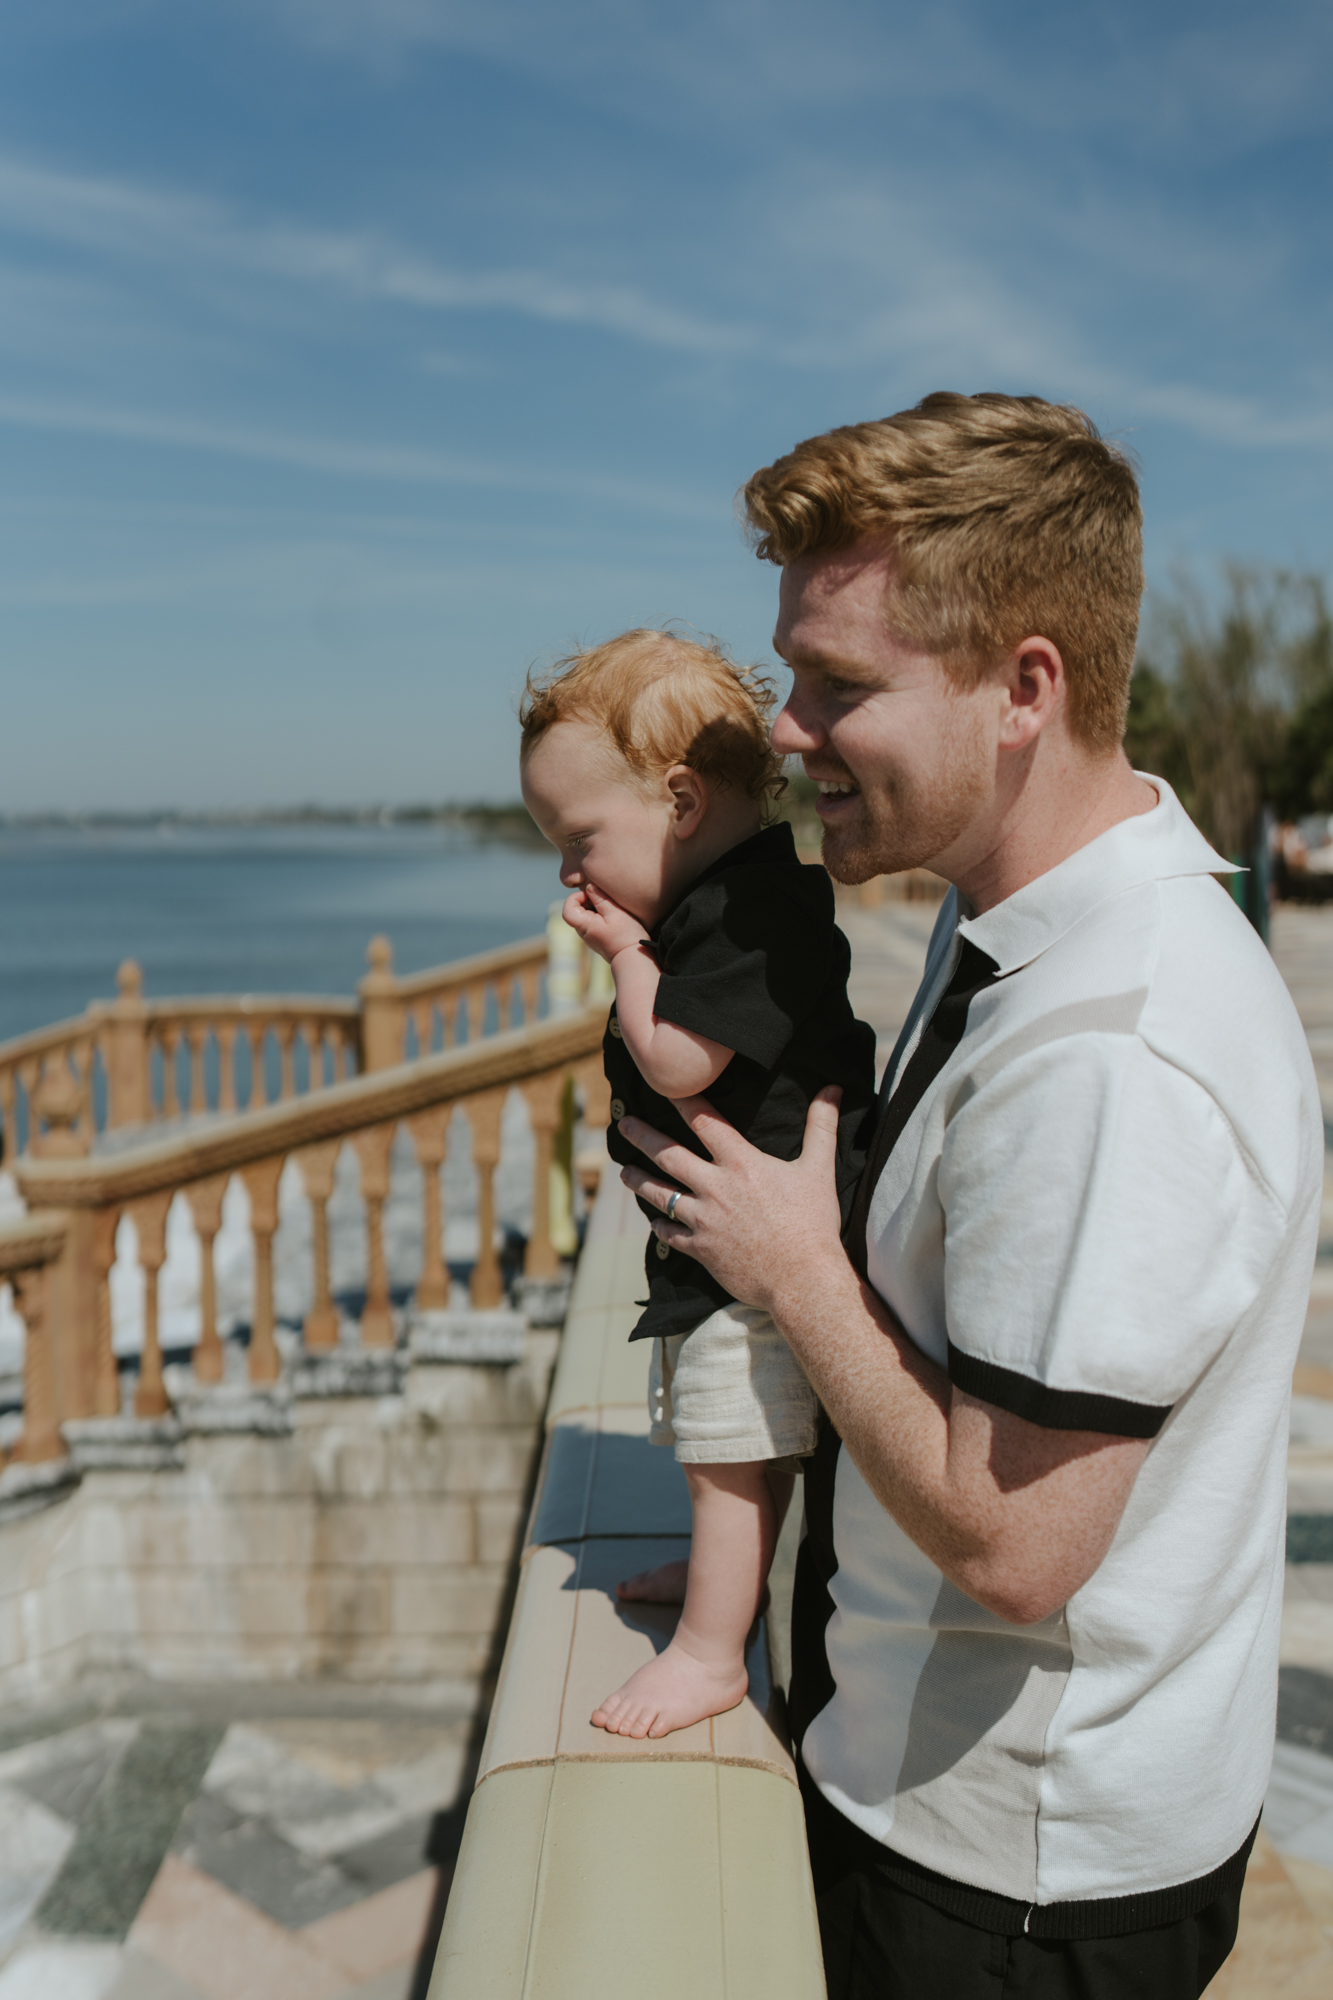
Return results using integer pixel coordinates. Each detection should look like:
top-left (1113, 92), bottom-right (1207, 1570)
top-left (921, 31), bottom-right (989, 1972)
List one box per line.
top-left (648, 1303), bottom-right (819, 1468)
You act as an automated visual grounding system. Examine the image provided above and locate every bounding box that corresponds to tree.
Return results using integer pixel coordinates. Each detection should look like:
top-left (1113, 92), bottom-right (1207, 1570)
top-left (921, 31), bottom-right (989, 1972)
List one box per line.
top-left (1128, 566), bottom-right (1333, 857)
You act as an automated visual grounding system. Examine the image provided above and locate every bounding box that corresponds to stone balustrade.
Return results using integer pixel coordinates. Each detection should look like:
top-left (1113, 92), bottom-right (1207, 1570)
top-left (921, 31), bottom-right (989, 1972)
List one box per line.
top-left (0, 930), bottom-right (554, 1158)
top-left (0, 1003), bottom-right (611, 1470)
top-left (427, 1170), bottom-right (826, 1999)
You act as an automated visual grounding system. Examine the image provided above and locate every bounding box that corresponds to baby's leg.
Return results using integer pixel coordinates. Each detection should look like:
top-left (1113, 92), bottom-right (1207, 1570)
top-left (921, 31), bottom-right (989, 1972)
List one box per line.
top-left (591, 1460), bottom-right (779, 1739)
top-left (617, 1462), bottom-right (794, 1607)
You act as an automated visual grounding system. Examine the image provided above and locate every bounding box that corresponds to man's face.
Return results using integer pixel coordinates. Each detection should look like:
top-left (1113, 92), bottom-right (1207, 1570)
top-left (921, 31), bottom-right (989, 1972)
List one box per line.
top-left (771, 545), bottom-right (1002, 886)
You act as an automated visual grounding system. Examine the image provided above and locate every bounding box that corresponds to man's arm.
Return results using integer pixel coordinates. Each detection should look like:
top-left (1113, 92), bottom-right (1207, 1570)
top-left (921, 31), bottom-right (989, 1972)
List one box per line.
top-left (618, 1090), bottom-right (1149, 1626)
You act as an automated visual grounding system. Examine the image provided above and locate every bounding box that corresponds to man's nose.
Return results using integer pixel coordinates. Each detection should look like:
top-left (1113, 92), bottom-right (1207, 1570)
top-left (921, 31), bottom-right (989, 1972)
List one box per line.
top-left (772, 697), bottom-right (824, 755)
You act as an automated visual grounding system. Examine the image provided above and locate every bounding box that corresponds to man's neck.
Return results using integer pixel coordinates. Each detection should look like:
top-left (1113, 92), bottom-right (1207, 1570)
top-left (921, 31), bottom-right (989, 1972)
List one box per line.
top-left (947, 750), bottom-right (1158, 916)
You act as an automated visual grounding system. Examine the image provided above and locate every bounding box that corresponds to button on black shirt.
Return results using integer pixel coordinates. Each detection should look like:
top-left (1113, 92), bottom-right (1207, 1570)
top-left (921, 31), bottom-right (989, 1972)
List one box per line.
top-left (604, 820), bottom-right (877, 1341)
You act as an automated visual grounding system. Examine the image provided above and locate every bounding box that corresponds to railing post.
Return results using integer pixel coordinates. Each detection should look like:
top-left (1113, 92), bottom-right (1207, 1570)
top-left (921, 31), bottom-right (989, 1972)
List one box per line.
top-left (107, 960), bottom-right (150, 1128)
top-left (353, 1125), bottom-right (396, 1346)
top-left (466, 1090), bottom-right (505, 1309)
top-left (295, 1142), bottom-right (341, 1350)
top-left (575, 1057), bottom-right (614, 1210)
top-left (241, 1157), bottom-right (285, 1384)
top-left (129, 1191), bottom-right (173, 1418)
top-left (186, 1175), bottom-right (229, 1384)
top-left (521, 1072), bottom-right (566, 1277)
top-left (90, 1206), bottom-right (121, 1416)
top-left (11, 1260), bottom-right (63, 1463)
top-left (407, 1107), bottom-right (451, 1310)
top-left (359, 936), bottom-right (405, 1072)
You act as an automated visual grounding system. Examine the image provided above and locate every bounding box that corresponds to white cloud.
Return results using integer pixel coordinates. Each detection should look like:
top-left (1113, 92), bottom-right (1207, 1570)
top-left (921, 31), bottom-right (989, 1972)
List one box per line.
top-left (0, 390), bottom-right (720, 516)
top-left (0, 154), bottom-right (754, 357)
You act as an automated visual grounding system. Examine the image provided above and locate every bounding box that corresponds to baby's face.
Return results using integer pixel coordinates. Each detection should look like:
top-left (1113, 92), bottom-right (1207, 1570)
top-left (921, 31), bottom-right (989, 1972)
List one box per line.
top-left (521, 720), bottom-right (683, 930)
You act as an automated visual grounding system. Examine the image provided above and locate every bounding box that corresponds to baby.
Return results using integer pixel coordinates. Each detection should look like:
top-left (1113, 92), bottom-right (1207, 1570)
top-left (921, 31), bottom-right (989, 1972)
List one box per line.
top-left (520, 628), bottom-right (875, 1739)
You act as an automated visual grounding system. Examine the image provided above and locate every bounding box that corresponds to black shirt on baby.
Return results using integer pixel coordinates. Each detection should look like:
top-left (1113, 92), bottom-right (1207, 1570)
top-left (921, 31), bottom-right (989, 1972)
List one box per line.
top-left (603, 819), bottom-right (878, 1342)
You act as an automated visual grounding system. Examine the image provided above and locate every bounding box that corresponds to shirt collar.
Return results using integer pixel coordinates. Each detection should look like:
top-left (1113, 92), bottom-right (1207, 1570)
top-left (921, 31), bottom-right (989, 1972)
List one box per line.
top-left (956, 776), bottom-right (1235, 977)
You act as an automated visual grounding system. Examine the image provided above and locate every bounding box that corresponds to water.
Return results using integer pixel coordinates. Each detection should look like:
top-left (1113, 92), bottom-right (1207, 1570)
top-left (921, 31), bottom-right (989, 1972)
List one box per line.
top-left (0, 822), bottom-right (562, 1044)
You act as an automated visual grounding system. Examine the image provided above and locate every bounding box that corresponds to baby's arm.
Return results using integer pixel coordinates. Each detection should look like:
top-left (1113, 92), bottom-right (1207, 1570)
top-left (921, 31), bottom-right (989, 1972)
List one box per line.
top-left (564, 884), bottom-right (734, 1097)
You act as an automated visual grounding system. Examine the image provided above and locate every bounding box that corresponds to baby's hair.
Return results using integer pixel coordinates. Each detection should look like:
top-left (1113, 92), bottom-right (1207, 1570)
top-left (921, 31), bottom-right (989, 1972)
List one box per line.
top-left (519, 627), bottom-right (786, 809)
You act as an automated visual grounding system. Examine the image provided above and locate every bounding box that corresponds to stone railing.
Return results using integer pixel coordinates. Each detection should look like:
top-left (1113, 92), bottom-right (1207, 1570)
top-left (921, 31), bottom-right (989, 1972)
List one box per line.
top-left (0, 930), bottom-right (566, 1158)
top-left (427, 1170), bottom-right (826, 1998)
top-left (1, 1005), bottom-right (611, 1469)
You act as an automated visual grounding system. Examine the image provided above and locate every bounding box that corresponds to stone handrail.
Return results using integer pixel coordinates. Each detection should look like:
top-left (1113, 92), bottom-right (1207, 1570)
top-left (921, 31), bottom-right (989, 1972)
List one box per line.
top-left (427, 1170), bottom-right (826, 1998)
top-left (359, 933), bottom-right (553, 1070)
top-left (5, 1004), bottom-right (612, 1467)
top-left (0, 929), bottom-right (553, 1157)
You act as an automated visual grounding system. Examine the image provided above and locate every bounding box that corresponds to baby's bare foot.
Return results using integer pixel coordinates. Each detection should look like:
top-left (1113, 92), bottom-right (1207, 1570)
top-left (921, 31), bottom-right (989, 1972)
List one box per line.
top-left (590, 1641), bottom-right (748, 1740)
top-left (616, 1558), bottom-right (690, 1605)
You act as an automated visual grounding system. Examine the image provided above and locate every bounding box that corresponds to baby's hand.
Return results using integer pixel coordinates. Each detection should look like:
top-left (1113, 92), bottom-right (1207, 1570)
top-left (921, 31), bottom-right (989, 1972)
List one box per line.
top-left (563, 882), bottom-right (650, 963)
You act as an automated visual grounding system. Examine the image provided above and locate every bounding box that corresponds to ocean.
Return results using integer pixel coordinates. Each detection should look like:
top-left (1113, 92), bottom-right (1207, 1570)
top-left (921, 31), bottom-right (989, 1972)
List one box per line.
top-left (0, 821), bottom-right (562, 1045)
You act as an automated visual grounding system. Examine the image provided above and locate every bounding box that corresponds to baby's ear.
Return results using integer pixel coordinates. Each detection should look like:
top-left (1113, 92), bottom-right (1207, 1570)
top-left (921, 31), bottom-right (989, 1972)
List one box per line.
top-left (665, 763), bottom-right (708, 833)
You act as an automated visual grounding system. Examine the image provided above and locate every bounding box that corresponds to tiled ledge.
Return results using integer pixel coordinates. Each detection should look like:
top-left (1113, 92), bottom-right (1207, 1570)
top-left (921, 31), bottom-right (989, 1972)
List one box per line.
top-left (427, 1172), bottom-right (825, 2000)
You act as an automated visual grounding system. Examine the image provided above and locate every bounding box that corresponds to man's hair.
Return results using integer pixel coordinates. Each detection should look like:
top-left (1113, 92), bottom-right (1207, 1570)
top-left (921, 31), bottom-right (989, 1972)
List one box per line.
top-left (742, 392), bottom-right (1143, 750)
top-left (519, 628), bottom-right (786, 805)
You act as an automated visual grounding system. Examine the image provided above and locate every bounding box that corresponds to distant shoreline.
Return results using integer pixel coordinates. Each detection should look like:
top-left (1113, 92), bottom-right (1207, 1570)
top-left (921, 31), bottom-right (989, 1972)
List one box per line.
top-left (0, 802), bottom-right (547, 847)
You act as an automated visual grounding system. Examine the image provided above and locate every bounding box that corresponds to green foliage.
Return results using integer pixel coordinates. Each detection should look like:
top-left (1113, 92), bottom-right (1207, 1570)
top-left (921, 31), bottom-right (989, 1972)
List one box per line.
top-left (1128, 566), bottom-right (1333, 855)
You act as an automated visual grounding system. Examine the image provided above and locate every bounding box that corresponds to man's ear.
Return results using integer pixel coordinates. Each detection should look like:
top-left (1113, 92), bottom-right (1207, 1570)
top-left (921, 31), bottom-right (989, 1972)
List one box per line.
top-left (999, 637), bottom-right (1064, 752)
top-left (665, 764), bottom-right (708, 838)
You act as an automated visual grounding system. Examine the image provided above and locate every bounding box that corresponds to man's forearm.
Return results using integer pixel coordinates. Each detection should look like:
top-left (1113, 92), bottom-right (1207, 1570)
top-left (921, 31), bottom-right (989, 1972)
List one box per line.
top-left (769, 1248), bottom-right (1147, 1625)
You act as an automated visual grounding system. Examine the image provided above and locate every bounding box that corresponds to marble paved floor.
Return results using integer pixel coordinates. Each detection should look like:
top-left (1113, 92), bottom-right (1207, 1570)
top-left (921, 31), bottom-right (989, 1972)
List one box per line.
top-left (0, 1692), bottom-right (474, 2000)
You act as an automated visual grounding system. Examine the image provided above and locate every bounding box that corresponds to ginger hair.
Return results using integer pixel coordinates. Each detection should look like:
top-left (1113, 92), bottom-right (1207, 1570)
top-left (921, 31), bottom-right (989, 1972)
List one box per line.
top-left (742, 392), bottom-right (1143, 750)
top-left (519, 628), bottom-right (786, 806)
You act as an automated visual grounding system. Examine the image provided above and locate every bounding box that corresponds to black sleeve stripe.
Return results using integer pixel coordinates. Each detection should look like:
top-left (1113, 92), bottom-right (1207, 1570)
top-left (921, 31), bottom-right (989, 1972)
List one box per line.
top-left (947, 1342), bottom-right (1171, 1439)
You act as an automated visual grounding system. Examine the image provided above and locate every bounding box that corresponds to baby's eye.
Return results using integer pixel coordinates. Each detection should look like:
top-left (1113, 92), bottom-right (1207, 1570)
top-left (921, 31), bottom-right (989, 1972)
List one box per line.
top-left (568, 835), bottom-right (587, 850)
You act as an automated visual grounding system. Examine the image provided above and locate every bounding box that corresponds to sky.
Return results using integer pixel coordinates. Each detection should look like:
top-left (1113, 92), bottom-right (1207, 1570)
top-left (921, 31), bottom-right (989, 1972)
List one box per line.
top-left (1, 0), bottom-right (1331, 811)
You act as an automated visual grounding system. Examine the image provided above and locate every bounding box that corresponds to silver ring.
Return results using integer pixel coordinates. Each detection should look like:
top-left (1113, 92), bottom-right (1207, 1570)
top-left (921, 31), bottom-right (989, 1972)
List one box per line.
top-left (665, 1190), bottom-right (681, 1222)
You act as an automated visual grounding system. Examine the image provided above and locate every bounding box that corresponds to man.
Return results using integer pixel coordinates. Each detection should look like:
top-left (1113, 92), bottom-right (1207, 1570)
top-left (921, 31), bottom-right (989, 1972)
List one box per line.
top-left (616, 394), bottom-right (1323, 1997)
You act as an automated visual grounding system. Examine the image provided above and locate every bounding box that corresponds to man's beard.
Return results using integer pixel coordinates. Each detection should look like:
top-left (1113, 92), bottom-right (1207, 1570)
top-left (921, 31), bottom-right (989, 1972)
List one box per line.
top-left (820, 721), bottom-right (992, 886)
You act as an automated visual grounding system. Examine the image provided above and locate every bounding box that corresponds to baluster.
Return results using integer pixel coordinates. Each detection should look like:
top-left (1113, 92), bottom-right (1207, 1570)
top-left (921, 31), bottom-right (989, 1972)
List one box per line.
top-left (519, 965), bottom-right (541, 1027)
top-left (412, 1001), bottom-right (432, 1060)
top-left (241, 1157), bottom-right (285, 1384)
top-left (441, 990), bottom-right (459, 1048)
top-left (296, 1142), bottom-right (340, 1349)
top-left (306, 1024), bottom-right (325, 1093)
top-left (130, 1190), bottom-right (173, 1418)
top-left (407, 1107), bottom-right (451, 1310)
top-left (187, 1175), bottom-right (229, 1383)
top-left (339, 1030), bottom-right (356, 1080)
top-left (277, 1023), bottom-right (296, 1100)
top-left (0, 1070), bottom-right (14, 1163)
top-left (216, 1022), bottom-right (238, 1113)
top-left (91, 1206), bottom-right (122, 1415)
top-left (496, 978), bottom-right (513, 1032)
top-left (353, 1125), bottom-right (396, 1346)
top-left (187, 1026), bottom-right (207, 1115)
top-left (521, 1072), bottom-right (565, 1278)
top-left (575, 1057), bottom-right (614, 1210)
top-left (10, 1263), bottom-right (62, 1462)
top-left (17, 1058), bottom-right (38, 1152)
top-left (247, 1029), bottom-right (266, 1109)
top-left (72, 1036), bottom-right (95, 1144)
top-left (162, 1028), bottom-right (182, 1119)
top-left (465, 1090), bottom-right (505, 1309)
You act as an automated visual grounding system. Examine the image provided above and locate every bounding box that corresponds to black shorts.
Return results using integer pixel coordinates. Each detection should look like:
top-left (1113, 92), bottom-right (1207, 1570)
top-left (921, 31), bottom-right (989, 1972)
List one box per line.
top-left (800, 1763), bottom-right (1249, 2000)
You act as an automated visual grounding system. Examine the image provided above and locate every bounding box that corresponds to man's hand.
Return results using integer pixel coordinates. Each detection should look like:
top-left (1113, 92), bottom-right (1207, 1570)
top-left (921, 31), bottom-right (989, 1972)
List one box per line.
top-left (563, 882), bottom-right (649, 963)
top-left (618, 1086), bottom-right (847, 1312)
